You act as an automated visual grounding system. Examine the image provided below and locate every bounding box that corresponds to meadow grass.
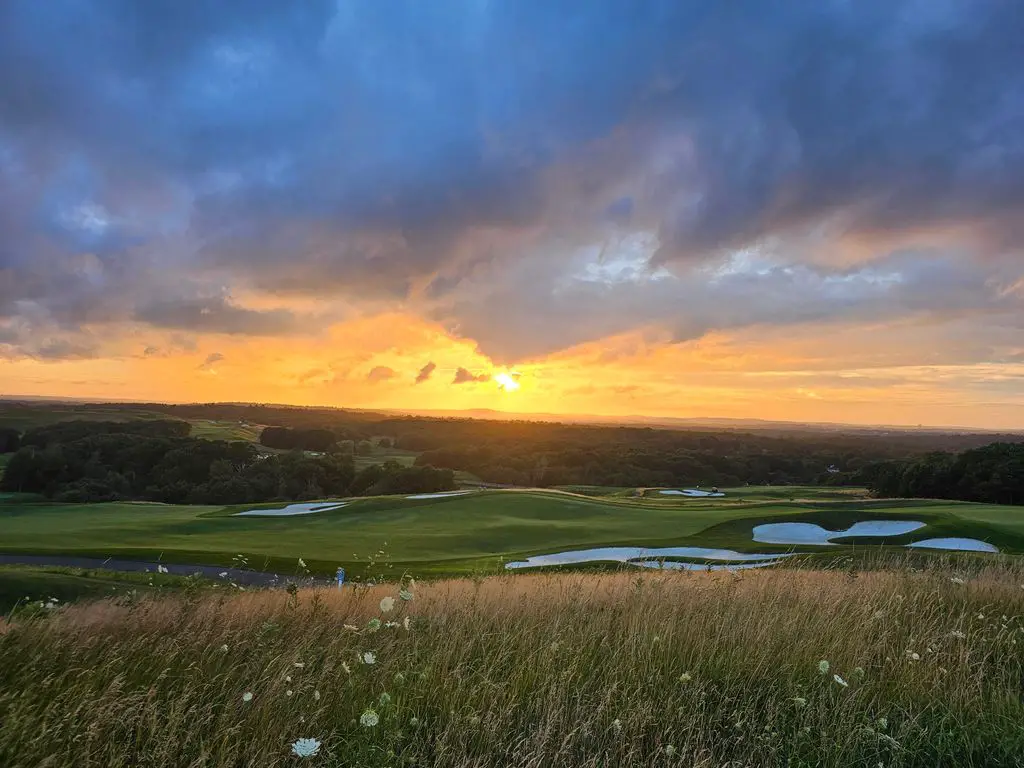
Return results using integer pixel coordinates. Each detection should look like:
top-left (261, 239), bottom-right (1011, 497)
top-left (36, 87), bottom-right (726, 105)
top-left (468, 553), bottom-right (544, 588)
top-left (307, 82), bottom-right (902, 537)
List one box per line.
top-left (1, 557), bottom-right (1022, 767)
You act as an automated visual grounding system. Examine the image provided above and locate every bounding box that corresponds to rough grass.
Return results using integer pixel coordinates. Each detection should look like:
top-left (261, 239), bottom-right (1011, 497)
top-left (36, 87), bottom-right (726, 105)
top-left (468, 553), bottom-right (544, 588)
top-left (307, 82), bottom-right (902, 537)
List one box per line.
top-left (1, 559), bottom-right (1022, 767)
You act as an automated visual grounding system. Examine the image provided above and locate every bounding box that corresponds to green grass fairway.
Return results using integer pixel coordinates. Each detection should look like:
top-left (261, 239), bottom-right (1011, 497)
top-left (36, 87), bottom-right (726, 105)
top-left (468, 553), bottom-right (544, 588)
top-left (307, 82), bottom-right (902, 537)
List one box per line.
top-left (0, 565), bottom-right (195, 614)
top-left (1, 488), bottom-right (1020, 576)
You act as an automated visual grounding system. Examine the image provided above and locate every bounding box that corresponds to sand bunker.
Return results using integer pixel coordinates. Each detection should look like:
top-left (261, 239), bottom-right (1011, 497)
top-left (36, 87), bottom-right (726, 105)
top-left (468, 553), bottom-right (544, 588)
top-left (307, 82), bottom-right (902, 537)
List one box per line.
top-left (234, 501), bottom-right (349, 517)
top-left (658, 489), bottom-right (726, 497)
top-left (752, 520), bottom-right (925, 545)
top-left (405, 491), bottom-right (475, 499)
top-left (506, 546), bottom-right (795, 570)
top-left (907, 537), bottom-right (999, 553)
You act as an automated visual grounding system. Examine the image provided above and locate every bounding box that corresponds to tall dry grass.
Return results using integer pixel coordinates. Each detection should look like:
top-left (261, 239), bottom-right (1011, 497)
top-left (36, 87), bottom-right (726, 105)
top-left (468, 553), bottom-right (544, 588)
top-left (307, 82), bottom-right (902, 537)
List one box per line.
top-left (1, 559), bottom-right (1022, 767)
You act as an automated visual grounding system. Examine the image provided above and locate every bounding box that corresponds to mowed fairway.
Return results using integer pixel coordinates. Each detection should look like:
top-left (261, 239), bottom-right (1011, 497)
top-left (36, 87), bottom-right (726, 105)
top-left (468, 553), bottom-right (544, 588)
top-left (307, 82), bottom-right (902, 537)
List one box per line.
top-left (2, 487), bottom-right (1022, 575)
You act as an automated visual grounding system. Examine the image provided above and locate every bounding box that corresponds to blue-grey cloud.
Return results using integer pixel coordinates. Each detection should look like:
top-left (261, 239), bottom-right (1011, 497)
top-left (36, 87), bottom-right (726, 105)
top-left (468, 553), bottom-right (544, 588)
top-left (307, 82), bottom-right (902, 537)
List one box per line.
top-left (0, 0), bottom-right (1022, 359)
top-left (452, 367), bottom-right (490, 384)
top-left (414, 362), bottom-right (436, 384)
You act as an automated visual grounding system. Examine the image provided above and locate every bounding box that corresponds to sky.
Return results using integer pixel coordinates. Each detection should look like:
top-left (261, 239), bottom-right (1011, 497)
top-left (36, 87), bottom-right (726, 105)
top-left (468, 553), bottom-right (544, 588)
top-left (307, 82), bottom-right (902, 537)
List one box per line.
top-left (1, 0), bottom-right (1023, 429)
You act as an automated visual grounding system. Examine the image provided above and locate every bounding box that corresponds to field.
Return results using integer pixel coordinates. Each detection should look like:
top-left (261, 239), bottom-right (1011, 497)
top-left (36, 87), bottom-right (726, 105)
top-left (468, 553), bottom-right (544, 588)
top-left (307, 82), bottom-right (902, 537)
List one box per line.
top-left (1, 564), bottom-right (1022, 767)
top-left (1, 488), bottom-right (1021, 577)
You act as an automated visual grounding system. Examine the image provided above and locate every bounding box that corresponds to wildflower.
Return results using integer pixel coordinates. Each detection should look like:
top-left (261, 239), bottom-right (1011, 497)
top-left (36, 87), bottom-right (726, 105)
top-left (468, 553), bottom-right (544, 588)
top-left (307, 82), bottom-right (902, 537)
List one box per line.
top-left (294, 662), bottom-right (305, 669)
top-left (399, 589), bottom-right (414, 601)
top-left (403, 616), bottom-right (411, 631)
top-left (877, 717), bottom-right (888, 731)
top-left (379, 692), bottom-right (392, 707)
top-left (342, 662), bottom-right (351, 674)
top-left (872, 610), bottom-right (886, 620)
top-left (298, 558), bottom-right (307, 569)
top-left (409, 717), bottom-right (420, 728)
top-left (408, 578), bottom-right (416, 589)
top-left (678, 672), bottom-right (692, 684)
top-left (367, 618), bottom-right (382, 633)
top-left (286, 676), bottom-right (292, 683)
top-left (653, 635), bottom-right (661, 643)
top-left (611, 719), bottom-right (623, 735)
top-left (852, 666), bottom-right (865, 682)
top-left (791, 696), bottom-right (807, 707)
top-left (286, 690), bottom-right (293, 697)
top-left (949, 630), bottom-right (967, 639)
top-left (833, 674), bottom-right (848, 688)
top-left (242, 691), bottom-right (253, 703)
top-left (468, 715), bottom-right (481, 726)
top-left (291, 738), bottom-right (321, 758)
top-left (907, 651), bottom-right (920, 661)
top-left (385, 621), bottom-right (399, 629)
top-left (220, 644), bottom-right (229, 653)
top-left (314, 690), bottom-right (321, 701)
top-left (343, 624), bottom-right (359, 631)
top-left (950, 577), bottom-right (965, 585)
top-left (219, 572), bottom-right (228, 578)
top-left (380, 596), bottom-right (396, 613)
top-left (394, 672), bottom-right (406, 686)
top-left (157, 564), bottom-right (169, 574)
top-left (665, 744), bottom-right (677, 757)
top-left (360, 709), bottom-right (379, 727)
top-left (362, 651), bottom-right (377, 665)
top-left (818, 660), bottom-right (830, 675)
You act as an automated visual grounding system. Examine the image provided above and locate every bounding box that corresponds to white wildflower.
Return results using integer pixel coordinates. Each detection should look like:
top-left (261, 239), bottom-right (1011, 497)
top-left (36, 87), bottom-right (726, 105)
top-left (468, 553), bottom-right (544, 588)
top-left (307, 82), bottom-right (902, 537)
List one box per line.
top-left (220, 644), bottom-right (229, 653)
top-left (242, 691), bottom-right (253, 703)
top-left (611, 718), bottom-right (623, 735)
top-left (297, 558), bottom-right (307, 569)
top-left (409, 717), bottom-right (420, 728)
top-left (394, 672), bottom-right (406, 685)
top-left (852, 666), bottom-right (865, 681)
top-left (791, 697), bottom-right (807, 707)
top-left (380, 596), bottom-right (395, 613)
top-left (291, 738), bottom-right (321, 758)
top-left (907, 651), bottom-right (921, 661)
top-left (360, 709), bottom-right (379, 727)
top-left (342, 662), bottom-right (351, 674)
top-left (818, 660), bottom-right (830, 675)
top-left (664, 745), bottom-right (677, 757)
top-left (286, 676), bottom-right (292, 683)
top-left (343, 624), bottom-right (359, 632)
top-left (314, 690), bottom-right (321, 701)
top-left (678, 672), bottom-right (692, 684)
top-left (367, 618), bottom-right (381, 633)
top-left (385, 621), bottom-right (399, 629)
top-left (877, 717), bottom-right (888, 731)
top-left (468, 715), bottom-right (481, 726)
top-left (294, 662), bottom-right (305, 668)
top-left (157, 565), bottom-right (169, 574)
top-left (950, 577), bottom-right (965, 585)
top-left (833, 674), bottom-right (848, 688)
top-left (378, 692), bottom-right (391, 707)
top-left (362, 651), bottom-right (377, 665)
top-left (286, 690), bottom-right (293, 697)
top-left (949, 630), bottom-right (967, 639)
top-left (403, 616), bottom-right (411, 631)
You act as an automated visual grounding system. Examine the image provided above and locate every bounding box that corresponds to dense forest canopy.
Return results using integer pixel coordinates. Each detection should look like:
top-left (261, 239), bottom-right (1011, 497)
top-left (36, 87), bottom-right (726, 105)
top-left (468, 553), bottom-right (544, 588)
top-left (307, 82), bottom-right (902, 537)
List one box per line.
top-left (0, 420), bottom-right (454, 503)
top-left (1, 402), bottom-right (1022, 503)
top-left (863, 442), bottom-right (1024, 506)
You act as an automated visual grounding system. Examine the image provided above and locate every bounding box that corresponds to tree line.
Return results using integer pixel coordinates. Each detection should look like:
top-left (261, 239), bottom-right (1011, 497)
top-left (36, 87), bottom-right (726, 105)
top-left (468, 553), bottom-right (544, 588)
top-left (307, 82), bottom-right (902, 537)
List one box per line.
top-left (0, 421), bottom-right (455, 504)
top-left (860, 442), bottom-right (1024, 505)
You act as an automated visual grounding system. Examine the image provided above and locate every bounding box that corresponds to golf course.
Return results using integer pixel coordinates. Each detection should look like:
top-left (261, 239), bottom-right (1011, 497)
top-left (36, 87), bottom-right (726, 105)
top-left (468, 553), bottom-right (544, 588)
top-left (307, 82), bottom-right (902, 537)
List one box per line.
top-left (2, 486), bottom-right (1021, 579)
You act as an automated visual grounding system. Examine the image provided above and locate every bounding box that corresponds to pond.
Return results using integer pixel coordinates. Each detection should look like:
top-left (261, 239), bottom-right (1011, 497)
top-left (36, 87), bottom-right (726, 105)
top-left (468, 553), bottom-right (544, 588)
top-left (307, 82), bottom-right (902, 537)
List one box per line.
top-left (752, 520), bottom-right (926, 544)
top-left (505, 546), bottom-right (795, 569)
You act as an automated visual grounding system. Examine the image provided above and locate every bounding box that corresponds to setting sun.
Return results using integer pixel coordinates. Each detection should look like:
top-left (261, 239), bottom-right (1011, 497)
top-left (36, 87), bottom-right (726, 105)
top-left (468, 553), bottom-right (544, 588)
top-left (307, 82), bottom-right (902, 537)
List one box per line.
top-left (495, 372), bottom-right (521, 392)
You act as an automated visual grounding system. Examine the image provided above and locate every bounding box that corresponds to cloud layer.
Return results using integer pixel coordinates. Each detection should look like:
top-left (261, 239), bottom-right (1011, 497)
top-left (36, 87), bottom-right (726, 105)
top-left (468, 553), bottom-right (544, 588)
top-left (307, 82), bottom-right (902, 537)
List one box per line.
top-left (0, 1), bottom-right (1022, 424)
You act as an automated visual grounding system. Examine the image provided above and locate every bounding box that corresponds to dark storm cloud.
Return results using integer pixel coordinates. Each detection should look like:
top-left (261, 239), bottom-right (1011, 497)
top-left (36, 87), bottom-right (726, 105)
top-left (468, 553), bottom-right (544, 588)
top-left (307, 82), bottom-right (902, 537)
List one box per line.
top-left (1, 0), bottom-right (1022, 359)
top-left (135, 296), bottom-right (303, 336)
top-left (452, 367), bottom-right (490, 384)
top-left (414, 362), bottom-right (436, 384)
top-left (197, 352), bottom-right (225, 370)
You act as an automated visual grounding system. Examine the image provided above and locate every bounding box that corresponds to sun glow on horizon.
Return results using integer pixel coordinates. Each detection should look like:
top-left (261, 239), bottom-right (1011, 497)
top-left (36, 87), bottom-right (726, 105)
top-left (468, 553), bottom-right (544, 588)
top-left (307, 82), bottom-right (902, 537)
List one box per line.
top-left (495, 372), bottom-right (521, 392)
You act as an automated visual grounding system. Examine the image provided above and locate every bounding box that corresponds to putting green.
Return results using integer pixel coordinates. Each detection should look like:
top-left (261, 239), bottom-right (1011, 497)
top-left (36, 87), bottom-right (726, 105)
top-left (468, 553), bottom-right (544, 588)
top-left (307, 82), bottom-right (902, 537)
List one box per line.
top-left (1, 486), bottom-right (1020, 576)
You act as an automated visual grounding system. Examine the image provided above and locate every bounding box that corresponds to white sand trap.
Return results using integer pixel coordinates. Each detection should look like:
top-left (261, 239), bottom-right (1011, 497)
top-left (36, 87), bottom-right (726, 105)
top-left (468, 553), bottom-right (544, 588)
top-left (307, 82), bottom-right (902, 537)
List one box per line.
top-left (907, 537), bottom-right (999, 553)
top-left (235, 501), bottom-right (349, 517)
top-left (506, 546), bottom-right (795, 569)
top-left (753, 520), bottom-right (925, 545)
top-left (658, 489), bottom-right (725, 497)
top-left (405, 491), bottom-right (474, 500)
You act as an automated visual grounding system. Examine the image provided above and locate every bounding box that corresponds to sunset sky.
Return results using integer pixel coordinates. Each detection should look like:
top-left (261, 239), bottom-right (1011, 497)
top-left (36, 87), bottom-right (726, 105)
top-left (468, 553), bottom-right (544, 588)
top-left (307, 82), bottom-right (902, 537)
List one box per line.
top-left (2, 1), bottom-right (1023, 429)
